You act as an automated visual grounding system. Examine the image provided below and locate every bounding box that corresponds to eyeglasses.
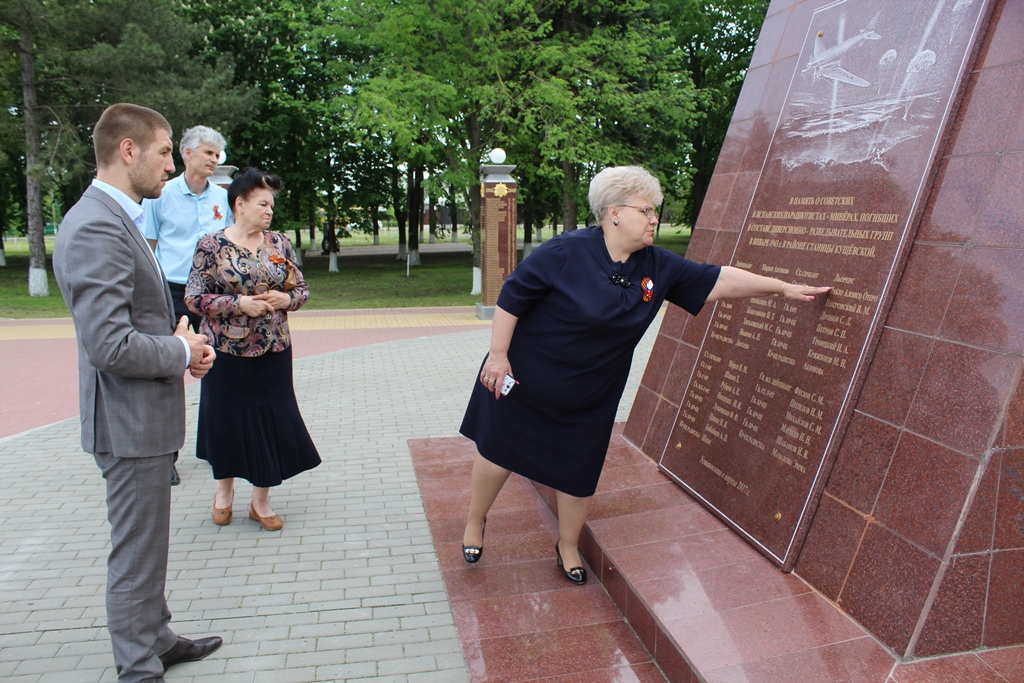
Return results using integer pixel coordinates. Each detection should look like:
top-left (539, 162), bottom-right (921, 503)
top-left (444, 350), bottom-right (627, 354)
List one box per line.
top-left (620, 205), bottom-right (659, 219)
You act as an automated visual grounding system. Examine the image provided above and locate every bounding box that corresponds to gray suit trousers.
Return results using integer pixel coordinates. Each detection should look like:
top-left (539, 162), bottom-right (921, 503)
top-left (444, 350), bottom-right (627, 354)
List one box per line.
top-left (94, 453), bottom-right (178, 682)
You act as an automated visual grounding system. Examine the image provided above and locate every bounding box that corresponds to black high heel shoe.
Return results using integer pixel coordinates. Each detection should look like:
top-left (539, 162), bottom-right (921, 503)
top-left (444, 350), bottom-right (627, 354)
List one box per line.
top-left (555, 541), bottom-right (587, 585)
top-left (462, 518), bottom-right (486, 564)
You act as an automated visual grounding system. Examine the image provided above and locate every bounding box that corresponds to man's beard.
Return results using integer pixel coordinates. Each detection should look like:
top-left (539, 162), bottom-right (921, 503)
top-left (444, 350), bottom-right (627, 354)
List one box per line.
top-left (128, 157), bottom-right (165, 200)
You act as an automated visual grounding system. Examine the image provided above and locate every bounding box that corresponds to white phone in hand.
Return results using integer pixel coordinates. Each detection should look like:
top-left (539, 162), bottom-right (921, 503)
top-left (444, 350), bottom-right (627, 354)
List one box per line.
top-left (500, 374), bottom-right (517, 396)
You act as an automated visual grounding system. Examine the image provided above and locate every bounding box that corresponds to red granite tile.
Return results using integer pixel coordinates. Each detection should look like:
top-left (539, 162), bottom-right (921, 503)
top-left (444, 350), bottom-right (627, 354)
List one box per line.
top-left (462, 621), bottom-right (652, 682)
top-left (971, 155), bottom-right (1024, 250)
top-left (906, 340), bottom-right (1019, 456)
top-left (719, 172), bottom-right (759, 234)
top-left (941, 248), bottom-right (1024, 354)
top-left (408, 435), bottom-right (477, 464)
top-left (978, 645), bottom-right (1024, 683)
top-left (856, 328), bottom-right (933, 427)
top-left (436, 530), bottom-right (557, 571)
top-left (977, 0), bottom-right (1024, 69)
top-left (640, 338), bottom-right (676, 396)
top-left (748, 9), bottom-right (789, 69)
top-left (450, 584), bottom-right (620, 640)
top-left (715, 120), bottom-right (754, 176)
top-left (597, 462), bottom-right (671, 495)
top-left (915, 553), bottom-right (989, 656)
top-left (956, 451), bottom-right (999, 554)
top-left (589, 504), bottom-right (719, 551)
top-left (609, 528), bottom-right (760, 584)
top-left (683, 228), bottom-right (715, 264)
top-left (696, 174), bottom-right (737, 231)
top-left (995, 450), bottom-right (1024, 552)
top-left (951, 63), bottom-right (1024, 156)
top-left (916, 155), bottom-right (998, 244)
top-left (588, 481), bottom-right (694, 521)
top-left (604, 443), bottom-right (651, 469)
top-left (530, 662), bottom-right (668, 683)
top-left (658, 304), bottom-right (688, 341)
top-left (601, 553), bottom-right (630, 614)
top-left (759, 57), bottom-right (798, 119)
top-left (874, 432), bottom-right (979, 557)
top-left (413, 458), bottom-right (474, 481)
top-left (731, 64), bottom-right (773, 123)
top-left (987, 548), bottom-right (1024, 651)
top-left (427, 506), bottom-right (557, 544)
top-left (886, 244), bottom-right (966, 335)
top-left (663, 592), bottom-right (865, 672)
top-left (443, 559), bottom-right (574, 602)
top-left (795, 493), bottom-right (868, 601)
top-left (641, 399), bottom-right (679, 461)
top-left (624, 386), bottom-right (659, 450)
top-left (827, 412), bottom-right (901, 514)
top-left (635, 555), bottom-right (810, 622)
top-left (840, 524), bottom-right (942, 655)
top-left (680, 307), bottom-right (712, 348)
top-left (777, 1), bottom-right (815, 61)
top-left (625, 583), bottom-right (659, 661)
top-left (704, 636), bottom-right (894, 683)
top-left (653, 631), bottom-right (696, 683)
top-left (662, 342), bottom-right (698, 406)
top-left (1007, 378), bottom-right (1024, 448)
top-left (891, 653), bottom-right (1006, 683)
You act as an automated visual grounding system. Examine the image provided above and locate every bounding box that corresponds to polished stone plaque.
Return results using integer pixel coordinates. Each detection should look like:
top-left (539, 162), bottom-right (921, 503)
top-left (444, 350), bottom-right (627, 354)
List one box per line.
top-left (659, 0), bottom-right (992, 570)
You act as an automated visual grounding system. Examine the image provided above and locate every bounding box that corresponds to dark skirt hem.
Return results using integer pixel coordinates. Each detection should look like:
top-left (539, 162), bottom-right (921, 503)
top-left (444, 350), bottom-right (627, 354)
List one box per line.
top-left (196, 347), bottom-right (320, 487)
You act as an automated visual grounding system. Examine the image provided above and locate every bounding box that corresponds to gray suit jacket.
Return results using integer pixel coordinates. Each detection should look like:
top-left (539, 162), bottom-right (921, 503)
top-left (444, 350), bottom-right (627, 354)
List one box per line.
top-left (54, 185), bottom-right (188, 457)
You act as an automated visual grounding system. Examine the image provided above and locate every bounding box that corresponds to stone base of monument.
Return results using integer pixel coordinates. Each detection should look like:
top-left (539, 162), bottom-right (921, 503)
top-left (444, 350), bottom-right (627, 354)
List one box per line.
top-left (411, 430), bottom-right (1024, 682)
top-left (530, 428), bottom-right (1024, 682)
top-left (474, 303), bottom-right (495, 321)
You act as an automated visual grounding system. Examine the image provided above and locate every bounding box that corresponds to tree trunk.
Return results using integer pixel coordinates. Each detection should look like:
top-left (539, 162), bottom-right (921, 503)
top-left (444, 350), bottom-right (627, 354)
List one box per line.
top-left (392, 163), bottom-right (406, 260)
top-left (561, 160), bottom-right (578, 232)
top-left (19, 27), bottom-right (47, 296)
top-left (428, 198), bottom-right (437, 244)
top-left (291, 202), bottom-right (303, 266)
top-left (521, 196), bottom-right (535, 258)
top-left (407, 166), bottom-right (421, 266)
top-left (325, 182), bottom-right (339, 273)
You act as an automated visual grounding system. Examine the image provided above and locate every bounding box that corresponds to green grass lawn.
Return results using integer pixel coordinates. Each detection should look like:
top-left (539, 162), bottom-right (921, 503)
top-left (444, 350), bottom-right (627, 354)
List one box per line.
top-left (0, 226), bottom-right (691, 319)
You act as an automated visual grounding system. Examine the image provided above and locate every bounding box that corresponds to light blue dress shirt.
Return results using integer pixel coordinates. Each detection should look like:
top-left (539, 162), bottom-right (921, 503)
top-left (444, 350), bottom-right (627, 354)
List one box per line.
top-left (142, 173), bottom-right (233, 284)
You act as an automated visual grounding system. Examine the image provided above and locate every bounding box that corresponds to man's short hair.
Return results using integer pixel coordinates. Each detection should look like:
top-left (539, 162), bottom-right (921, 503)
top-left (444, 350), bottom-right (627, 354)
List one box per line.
top-left (179, 125), bottom-right (227, 158)
top-left (93, 103), bottom-right (171, 169)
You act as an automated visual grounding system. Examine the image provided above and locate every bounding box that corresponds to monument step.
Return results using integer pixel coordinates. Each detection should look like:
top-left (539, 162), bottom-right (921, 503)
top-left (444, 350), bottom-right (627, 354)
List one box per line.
top-left (528, 429), bottom-right (1024, 682)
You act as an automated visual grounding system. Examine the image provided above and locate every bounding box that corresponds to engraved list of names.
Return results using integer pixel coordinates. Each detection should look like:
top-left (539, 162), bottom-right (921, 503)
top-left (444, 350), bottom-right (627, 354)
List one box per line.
top-left (658, 0), bottom-right (991, 569)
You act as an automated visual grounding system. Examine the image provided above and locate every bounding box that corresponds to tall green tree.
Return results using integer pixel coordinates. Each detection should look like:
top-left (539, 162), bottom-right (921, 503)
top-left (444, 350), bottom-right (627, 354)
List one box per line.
top-left (661, 0), bottom-right (768, 224)
top-left (0, 0), bottom-right (252, 294)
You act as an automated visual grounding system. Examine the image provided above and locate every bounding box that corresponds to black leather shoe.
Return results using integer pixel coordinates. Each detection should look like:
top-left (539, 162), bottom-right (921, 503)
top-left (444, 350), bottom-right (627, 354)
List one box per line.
top-left (556, 541), bottom-right (587, 585)
top-left (170, 463), bottom-right (180, 486)
top-left (159, 635), bottom-right (223, 670)
top-left (462, 518), bottom-right (486, 564)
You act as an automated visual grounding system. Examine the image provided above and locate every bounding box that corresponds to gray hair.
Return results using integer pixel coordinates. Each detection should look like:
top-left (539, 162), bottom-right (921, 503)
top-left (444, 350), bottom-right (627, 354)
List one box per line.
top-left (179, 125), bottom-right (226, 158)
top-left (588, 166), bottom-right (664, 222)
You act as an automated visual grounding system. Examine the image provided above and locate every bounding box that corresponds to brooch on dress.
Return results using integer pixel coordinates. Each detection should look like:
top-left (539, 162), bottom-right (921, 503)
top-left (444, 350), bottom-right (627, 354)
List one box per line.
top-left (213, 205), bottom-right (223, 220)
top-left (641, 277), bottom-right (654, 302)
top-left (610, 273), bottom-right (631, 287)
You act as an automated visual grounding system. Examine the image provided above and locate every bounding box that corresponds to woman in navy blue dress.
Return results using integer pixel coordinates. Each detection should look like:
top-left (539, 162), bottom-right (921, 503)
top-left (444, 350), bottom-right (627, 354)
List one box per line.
top-left (459, 166), bottom-right (830, 584)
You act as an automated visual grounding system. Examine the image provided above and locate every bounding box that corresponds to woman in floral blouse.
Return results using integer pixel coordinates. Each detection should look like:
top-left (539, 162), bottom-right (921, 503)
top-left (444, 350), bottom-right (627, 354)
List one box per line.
top-left (186, 168), bottom-right (320, 531)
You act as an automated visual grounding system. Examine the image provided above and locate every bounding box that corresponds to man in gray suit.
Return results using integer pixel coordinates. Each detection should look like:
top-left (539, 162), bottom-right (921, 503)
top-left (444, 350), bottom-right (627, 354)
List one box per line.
top-left (54, 103), bottom-right (222, 682)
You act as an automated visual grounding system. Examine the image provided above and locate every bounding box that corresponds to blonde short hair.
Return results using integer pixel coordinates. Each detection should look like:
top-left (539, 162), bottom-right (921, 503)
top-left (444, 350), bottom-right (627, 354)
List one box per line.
top-left (588, 166), bottom-right (664, 222)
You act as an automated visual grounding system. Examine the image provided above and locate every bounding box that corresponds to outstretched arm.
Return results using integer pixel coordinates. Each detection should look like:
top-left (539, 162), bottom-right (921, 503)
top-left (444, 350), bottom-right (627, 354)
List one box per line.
top-left (706, 266), bottom-right (831, 303)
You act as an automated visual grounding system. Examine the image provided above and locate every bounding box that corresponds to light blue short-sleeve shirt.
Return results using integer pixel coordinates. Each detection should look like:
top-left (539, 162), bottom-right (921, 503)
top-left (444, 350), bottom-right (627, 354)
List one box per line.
top-left (143, 174), bottom-right (233, 284)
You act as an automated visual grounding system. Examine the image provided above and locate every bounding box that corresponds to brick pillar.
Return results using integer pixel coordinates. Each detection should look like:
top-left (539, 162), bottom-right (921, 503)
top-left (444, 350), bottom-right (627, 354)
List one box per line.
top-left (476, 163), bottom-right (517, 319)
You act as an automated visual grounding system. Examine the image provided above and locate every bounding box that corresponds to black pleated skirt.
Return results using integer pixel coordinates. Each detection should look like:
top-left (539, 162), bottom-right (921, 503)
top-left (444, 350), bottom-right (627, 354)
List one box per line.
top-left (196, 347), bottom-right (320, 487)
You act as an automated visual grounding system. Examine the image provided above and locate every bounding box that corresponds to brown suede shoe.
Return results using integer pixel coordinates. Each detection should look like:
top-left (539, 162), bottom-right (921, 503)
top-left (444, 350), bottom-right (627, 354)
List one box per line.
top-left (248, 503), bottom-right (283, 531)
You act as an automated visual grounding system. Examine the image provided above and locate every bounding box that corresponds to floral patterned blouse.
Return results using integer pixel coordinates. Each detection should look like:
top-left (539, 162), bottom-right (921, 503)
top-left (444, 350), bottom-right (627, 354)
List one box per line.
top-left (185, 230), bottom-right (309, 357)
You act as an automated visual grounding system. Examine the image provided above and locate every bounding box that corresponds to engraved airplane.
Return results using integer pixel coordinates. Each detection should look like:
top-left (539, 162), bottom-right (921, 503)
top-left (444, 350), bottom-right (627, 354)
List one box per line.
top-left (802, 12), bottom-right (881, 87)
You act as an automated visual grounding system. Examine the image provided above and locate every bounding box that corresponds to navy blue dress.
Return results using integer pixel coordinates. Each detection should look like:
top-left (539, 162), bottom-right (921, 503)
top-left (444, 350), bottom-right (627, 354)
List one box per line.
top-left (460, 227), bottom-right (720, 497)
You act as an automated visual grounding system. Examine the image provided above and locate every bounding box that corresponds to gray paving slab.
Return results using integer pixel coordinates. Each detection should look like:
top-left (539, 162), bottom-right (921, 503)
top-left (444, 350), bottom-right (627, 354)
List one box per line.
top-left (0, 320), bottom-right (658, 682)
